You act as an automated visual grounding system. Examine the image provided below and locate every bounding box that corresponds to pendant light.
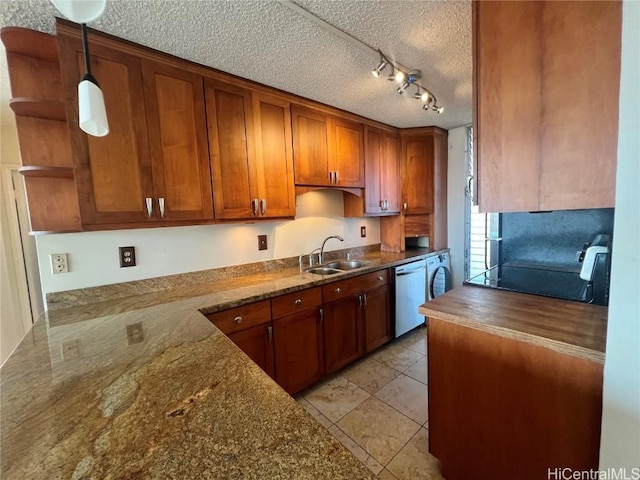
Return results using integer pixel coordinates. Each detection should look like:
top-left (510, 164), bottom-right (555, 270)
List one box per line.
top-left (78, 23), bottom-right (108, 137)
top-left (50, 0), bottom-right (109, 137)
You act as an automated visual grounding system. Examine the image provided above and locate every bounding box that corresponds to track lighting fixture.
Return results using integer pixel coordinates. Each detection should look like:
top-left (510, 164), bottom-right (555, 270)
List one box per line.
top-left (371, 49), bottom-right (442, 114)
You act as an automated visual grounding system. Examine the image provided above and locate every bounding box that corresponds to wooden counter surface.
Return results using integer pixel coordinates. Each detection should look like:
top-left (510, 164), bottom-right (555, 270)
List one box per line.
top-left (418, 285), bottom-right (607, 363)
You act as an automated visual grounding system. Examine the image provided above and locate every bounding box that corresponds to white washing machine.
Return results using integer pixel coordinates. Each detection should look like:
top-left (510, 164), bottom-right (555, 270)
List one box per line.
top-left (426, 251), bottom-right (452, 300)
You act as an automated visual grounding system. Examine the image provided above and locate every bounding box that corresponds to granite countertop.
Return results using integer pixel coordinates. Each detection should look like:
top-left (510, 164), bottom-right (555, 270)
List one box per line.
top-left (418, 285), bottom-right (608, 364)
top-left (1, 249), bottom-right (435, 479)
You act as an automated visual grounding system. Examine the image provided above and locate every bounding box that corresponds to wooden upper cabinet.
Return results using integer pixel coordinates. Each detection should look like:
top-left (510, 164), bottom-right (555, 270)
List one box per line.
top-left (205, 79), bottom-right (257, 219)
top-left (206, 80), bottom-right (295, 220)
top-left (292, 105), bottom-right (331, 186)
top-left (361, 126), bottom-right (400, 215)
top-left (331, 116), bottom-right (364, 187)
top-left (402, 133), bottom-right (435, 215)
top-left (292, 104), bottom-right (364, 188)
top-left (58, 33), bottom-right (154, 226)
top-left (57, 25), bottom-right (214, 228)
top-left (141, 60), bottom-right (212, 221)
top-left (252, 93), bottom-right (295, 218)
top-left (474, 1), bottom-right (621, 213)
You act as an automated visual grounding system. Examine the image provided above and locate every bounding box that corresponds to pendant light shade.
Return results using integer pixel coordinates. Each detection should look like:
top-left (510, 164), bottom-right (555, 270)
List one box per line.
top-left (50, 0), bottom-right (106, 23)
top-left (78, 74), bottom-right (108, 137)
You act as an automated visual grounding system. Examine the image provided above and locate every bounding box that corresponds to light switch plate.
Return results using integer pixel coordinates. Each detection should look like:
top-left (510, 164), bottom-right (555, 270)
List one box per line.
top-left (258, 235), bottom-right (267, 251)
top-left (360, 226), bottom-right (367, 238)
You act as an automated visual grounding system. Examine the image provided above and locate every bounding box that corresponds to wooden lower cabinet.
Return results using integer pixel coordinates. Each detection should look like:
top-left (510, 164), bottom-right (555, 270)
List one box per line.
top-left (364, 283), bottom-right (392, 352)
top-left (428, 317), bottom-right (603, 480)
top-left (228, 324), bottom-right (275, 379)
top-left (323, 294), bottom-right (364, 375)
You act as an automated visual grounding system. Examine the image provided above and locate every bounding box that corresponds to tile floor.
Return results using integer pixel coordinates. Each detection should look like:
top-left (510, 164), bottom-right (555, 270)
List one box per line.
top-left (296, 326), bottom-right (445, 480)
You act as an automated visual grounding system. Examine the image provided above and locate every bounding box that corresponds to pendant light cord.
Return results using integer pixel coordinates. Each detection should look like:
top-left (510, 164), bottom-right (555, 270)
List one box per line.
top-left (80, 23), bottom-right (98, 85)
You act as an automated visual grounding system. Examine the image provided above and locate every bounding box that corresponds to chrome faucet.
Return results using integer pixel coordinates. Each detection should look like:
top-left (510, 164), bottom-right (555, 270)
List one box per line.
top-left (319, 235), bottom-right (344, 264)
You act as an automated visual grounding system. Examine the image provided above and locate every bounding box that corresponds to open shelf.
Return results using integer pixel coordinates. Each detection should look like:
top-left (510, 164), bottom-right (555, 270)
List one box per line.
top-left (0, 27), bottom-right (59, 63)
top-left (18, 166), bottom-right (74, 179)
top-left (10, 98), bottom-right (67, 122)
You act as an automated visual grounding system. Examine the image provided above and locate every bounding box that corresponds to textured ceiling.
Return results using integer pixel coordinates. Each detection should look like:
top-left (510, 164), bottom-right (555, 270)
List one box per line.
top-left (0, 0), bottom-right (472, 129)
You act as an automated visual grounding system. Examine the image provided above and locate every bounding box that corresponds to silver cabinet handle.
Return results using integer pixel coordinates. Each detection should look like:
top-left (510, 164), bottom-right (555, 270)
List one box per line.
top-left (145, 198), bottom-right (153, 218)
top-left (358, 294), bottom-right (363, 308)
top-left (335, 170), bottom-right (339, 183)
top-left (334, 287), bottom-right (341, 294)
top-left (403, 202), bottom-right (408, 211)
top-left (158, 197), bottom-right (165, 218)
top-left (294, 299), bottom-right (302, 305)
top-left (380, 199), bottom-right (385, 209)
top-left (267, 325), bottom-right (273, 343)
top-left (260, 198), bottom-right (266, 216)
top-left (378, 276), bottom-right (384, 281)
top-left (234, 316), bottom-right (243, 324)
top-left (329, 171), bottom-right (334, 184)
top-left (384, 200), bottom-right (389, 210)
top-left (251, 198), bottom-right (258, 216)
top-left (319, 307), bottom-right (324, 324)
top-left (363, 293), bottom-right (368, 307)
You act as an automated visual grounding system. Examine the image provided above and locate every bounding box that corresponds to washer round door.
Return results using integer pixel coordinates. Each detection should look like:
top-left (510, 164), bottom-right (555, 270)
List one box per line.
top-left (431, 266), bottom-right (452, 298)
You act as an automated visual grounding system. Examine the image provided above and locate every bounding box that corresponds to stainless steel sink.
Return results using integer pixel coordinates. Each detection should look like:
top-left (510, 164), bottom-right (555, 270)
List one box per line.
top-left (304, 267), bottom-right (343, 275)
top-left (323, 260), bottom-right (370, 271)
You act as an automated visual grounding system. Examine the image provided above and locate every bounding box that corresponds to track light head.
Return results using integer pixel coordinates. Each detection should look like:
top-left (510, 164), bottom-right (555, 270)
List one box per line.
top-left (435, 105), bottom-right (444, 114)
top-left (371, 58), bottom-right (388, 78)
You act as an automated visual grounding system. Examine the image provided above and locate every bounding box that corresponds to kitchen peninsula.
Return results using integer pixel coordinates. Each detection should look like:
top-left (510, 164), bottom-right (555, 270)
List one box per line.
top-left (1, 249), bottom-right (433, 479)
top-left (419, 286), bottom-right (608, 480)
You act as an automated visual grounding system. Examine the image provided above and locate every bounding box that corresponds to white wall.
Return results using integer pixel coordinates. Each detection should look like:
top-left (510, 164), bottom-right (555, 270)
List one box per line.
top-left (599, 0), bottom-right (640, 469)
top-left (447, 126), bottom-right (467, 287)
top-left (36, 189), bottom-right (380, 297)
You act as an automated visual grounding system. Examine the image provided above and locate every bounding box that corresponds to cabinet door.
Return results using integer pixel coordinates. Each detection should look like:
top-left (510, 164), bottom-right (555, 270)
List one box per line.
top-left (58, 34), bottom-right (154, 226)
top-left (364, 283), bottom-right (392, 352)
top-left (228, 323), bottom-right (275, 379)
top-left (381, 131), bottom-right (401, 214)
top-left (475, 1), bottom-right (541, 213)
top-left (363, 126), bottom-right (383, 214)
top-left (253, 93), bottom-right (295, 218)
top-left (205, 78), bottom-right (258, 219)
top-left (142, 60), bottom-right (213, 221)
top-left (273, 307), bottom-right (324, 394)
top-left (292, 105), bottom-right (331, 186)
top-left (323, 295), bottom-right (364, 375)
top-left (538, 1), bottom-right (620, 210)
top-left (403, 135), bottom-right (434, 215)
top-left (330, 117), bottom-right (364, 187)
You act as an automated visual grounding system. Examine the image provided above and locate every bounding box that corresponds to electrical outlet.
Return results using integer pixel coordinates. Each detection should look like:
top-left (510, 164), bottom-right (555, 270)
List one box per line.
top-left (60, 339), bottom-right (80, 360)
top-left (258, 235), bottom-right (268, 251)
top-left (360, 226), bottom-right (367, 238)
top-left (119, 246), bottom-right (136, 267)
top-left (51, 253), bottom-right (69, 274)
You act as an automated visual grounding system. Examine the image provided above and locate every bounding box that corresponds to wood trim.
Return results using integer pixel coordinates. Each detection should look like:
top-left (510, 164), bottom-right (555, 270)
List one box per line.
top-left (1, 27), bottom-right (59, 62)
top-left (294, 185), bottom-right (363, 197)
top-left (18, 166), bottom-right (74, 178)
top-left (9, 98), bottom-right (66, 122)
top-left (399, 126), bottom-right (448, 137)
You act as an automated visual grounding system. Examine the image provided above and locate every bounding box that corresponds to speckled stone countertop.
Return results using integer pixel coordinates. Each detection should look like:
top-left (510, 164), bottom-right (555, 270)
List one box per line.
top-left (1, 249), bottom-right (435, 479)
top-left (418, 285), bottom-right (607, 364)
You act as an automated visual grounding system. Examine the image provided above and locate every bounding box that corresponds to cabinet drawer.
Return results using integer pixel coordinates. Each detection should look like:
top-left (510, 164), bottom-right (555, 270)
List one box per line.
top-left (206, 299), bottom-right (271, 336)
top-left (271, 287), bottom-right (322, 319)
top-left (322, 269), bottom-right (389, 303)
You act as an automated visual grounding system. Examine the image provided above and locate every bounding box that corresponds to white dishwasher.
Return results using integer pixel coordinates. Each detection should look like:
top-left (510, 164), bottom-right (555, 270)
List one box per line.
top-left (394, 259), bottom-right (427, 338)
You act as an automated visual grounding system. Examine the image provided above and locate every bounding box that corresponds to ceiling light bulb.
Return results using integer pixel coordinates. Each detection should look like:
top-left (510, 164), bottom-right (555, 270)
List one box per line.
top-left (420, 92), bottom-right (432, 104)
top-left (394, 71), bottom-right (406, 83)
top-left (371, 59), bottom-right (388, 78)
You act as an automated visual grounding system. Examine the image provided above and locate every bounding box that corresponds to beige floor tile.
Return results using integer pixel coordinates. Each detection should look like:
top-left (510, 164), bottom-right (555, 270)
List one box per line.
top-left (377, 468), bottom-right (398, 479)
top-left (295, 396), bottom-right (333, 429)
top-left (370, 343), bottom-right (424, 371)
top-left (404, 356), bottom-right (428, 384)
top-left (396, 327), bottom-right (428, 355)
top-left (328, 425), bottom-right (384, 475)
top-left (341, 356), bottom-right (400, 394)
top-left (375, 374), bottom-right (428, 424)
top-left (304, 375), bottom-right (370, 422)
top-left (386, 428), bottom-right (444, 480)
top-left (337, 396), bottom-right (421, 466)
